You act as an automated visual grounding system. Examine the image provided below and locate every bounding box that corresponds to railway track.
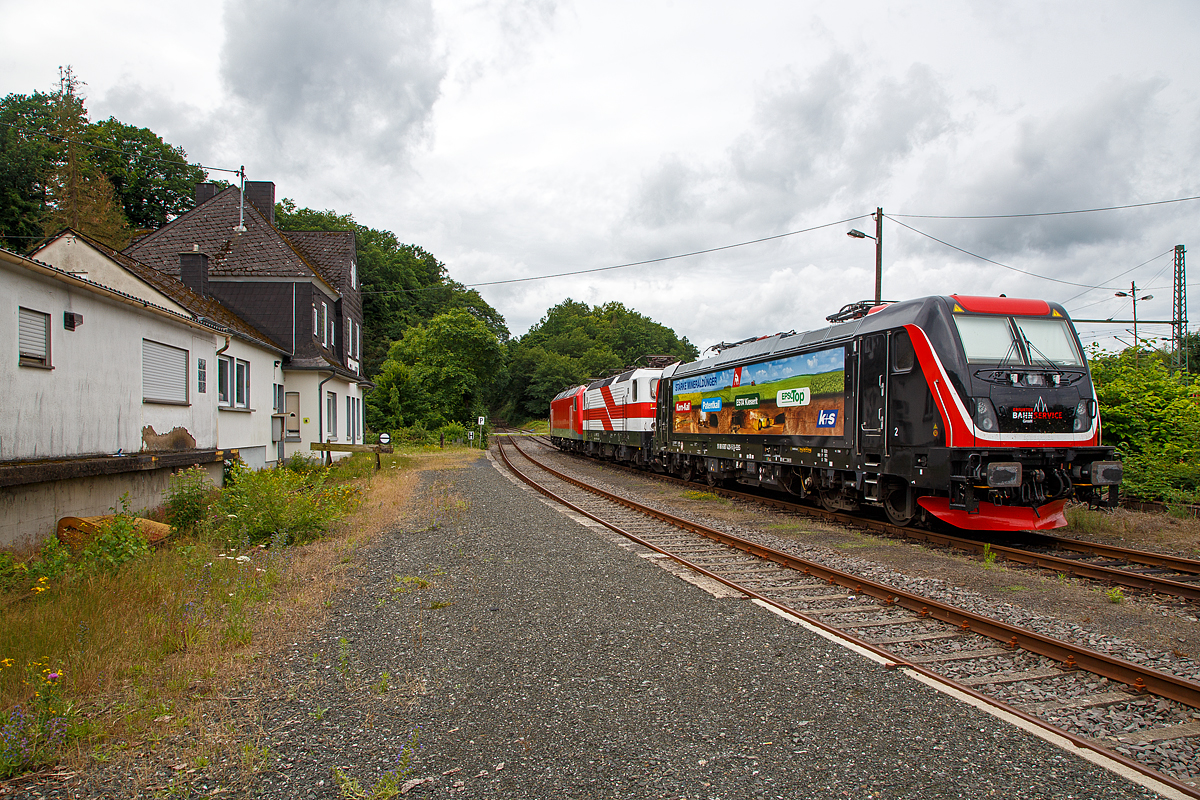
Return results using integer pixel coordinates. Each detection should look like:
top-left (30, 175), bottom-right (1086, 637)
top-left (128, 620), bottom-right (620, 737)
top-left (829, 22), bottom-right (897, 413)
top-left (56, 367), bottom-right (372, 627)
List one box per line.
top-left (496, 435), bottom-right (1200, 797)
top-left (526, 435), bottom-right (1200, 602)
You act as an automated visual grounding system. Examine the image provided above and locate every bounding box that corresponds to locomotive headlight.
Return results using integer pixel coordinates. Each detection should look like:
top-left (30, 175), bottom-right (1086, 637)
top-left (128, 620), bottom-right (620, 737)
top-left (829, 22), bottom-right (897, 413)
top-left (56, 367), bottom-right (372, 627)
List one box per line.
top-left (1025, 373), bottom-right (1045, 386)
top-left (971, 397), bottom-right (999, 432)
top-left (1073, 399), bottom-right (1091, 432)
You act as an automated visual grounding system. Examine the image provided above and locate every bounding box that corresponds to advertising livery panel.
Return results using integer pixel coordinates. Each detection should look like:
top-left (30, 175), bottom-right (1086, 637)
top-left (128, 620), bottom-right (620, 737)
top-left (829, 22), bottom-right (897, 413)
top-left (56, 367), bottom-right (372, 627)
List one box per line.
top-left (671, 347), bottom-right (846, 437)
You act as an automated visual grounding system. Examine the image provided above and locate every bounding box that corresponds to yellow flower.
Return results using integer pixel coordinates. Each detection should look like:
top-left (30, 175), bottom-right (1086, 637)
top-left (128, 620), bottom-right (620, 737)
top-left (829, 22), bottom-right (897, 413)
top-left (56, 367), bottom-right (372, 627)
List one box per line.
top-left (0, 659), bottom-right (12, 668)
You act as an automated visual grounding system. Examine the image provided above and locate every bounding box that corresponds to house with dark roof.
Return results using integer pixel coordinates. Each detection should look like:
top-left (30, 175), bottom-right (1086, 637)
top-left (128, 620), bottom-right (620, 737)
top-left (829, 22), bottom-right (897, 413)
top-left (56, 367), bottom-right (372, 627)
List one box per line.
top-left (33, 229), bottom-right (288, 471)
top-left (1, 242), bottom-right (244, 548)
top-left (123, 181), bottom-right (369, 461)
top-left (2, 181), bottom-right (373, 548)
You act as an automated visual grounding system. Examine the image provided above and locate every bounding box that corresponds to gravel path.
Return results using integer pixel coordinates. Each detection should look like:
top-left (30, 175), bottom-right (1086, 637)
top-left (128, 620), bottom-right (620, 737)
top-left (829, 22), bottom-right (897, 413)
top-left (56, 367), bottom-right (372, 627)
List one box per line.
top-left (243, 455), bottom-right (1162, 799)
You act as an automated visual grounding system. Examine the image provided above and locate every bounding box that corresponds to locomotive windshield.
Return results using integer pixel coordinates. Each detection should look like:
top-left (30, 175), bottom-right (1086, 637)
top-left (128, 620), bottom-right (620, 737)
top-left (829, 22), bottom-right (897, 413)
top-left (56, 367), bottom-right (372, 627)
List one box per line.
top-left (1013, 318), bottom-right (1084, 366)
top-left (953, 315), bottom-right (1083, 367)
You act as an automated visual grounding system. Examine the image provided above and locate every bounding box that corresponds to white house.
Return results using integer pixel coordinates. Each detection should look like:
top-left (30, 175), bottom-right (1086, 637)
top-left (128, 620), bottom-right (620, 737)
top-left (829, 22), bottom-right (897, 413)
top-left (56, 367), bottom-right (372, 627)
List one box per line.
top-left (1, 245), bottom-right (239, 549)
top-left (33, 231), bottom-right (288, 470)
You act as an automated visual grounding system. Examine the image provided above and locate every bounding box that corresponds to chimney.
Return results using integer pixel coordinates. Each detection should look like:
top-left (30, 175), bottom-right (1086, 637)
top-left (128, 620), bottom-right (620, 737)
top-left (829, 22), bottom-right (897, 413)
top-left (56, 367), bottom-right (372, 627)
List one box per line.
top-left (179, 248), bottom-right (209, 297)
top-left (195, 183), bottom-right (219, 206)
top-left (244, 181), bottom-right (276, 225)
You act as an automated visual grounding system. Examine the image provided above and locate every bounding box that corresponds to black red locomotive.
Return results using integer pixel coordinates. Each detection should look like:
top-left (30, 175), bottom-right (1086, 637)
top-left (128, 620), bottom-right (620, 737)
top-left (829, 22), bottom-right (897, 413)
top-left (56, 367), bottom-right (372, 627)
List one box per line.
top-left (549, 295), bottom-right (1121, 532)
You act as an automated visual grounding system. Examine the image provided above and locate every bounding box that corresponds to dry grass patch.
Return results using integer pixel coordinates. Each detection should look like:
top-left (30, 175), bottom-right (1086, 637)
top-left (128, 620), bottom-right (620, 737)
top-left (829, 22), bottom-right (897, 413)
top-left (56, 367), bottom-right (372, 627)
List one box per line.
top-left (0, 446), bottom-right (482, 788)
top-left (1064, 503), bottom-right (1200, 557)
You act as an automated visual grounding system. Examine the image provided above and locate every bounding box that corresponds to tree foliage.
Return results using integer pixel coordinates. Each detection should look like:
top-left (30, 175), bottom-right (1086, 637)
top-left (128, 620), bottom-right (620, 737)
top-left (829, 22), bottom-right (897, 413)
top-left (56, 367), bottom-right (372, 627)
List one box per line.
top-left (0, 92), bottom-right (55, 250)
top-left (40, 68), bottom-right (131, 249)
top-left (0, 68), bottom-right (206, 251)
top-left (1090, 345), bottom-right (1200, 500)
top-left (367, 309), bottom-right (504, 431)
top-left (501, 299), bottom-right (699, 419)
top-left (90, 118), bottom-right (206, 231)
top-left (274, 200), bottom-right (508, 379)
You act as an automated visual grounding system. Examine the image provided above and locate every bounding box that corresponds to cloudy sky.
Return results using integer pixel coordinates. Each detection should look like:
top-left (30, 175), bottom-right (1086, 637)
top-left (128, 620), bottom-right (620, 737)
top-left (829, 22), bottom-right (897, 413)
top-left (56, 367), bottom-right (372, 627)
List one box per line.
top-left (3, 1), bottom-right (1199, 353)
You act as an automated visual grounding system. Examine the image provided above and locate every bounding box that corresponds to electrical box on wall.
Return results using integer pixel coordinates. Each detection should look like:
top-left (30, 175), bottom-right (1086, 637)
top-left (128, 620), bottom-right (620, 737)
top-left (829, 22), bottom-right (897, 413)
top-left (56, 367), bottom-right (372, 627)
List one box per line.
top-left (64, 312), bottom-right (83, 330)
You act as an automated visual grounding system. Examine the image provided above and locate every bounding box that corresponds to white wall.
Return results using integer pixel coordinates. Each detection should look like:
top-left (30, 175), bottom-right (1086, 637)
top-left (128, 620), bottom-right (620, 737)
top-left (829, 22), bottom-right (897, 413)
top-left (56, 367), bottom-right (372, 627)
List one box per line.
top-left (214, 337), bottom-right (282, 466)
top-left (34, 236), bottom-right (189, 314)
top-left (281, 371), bottom-right (364, 463)
top-left (2, 262), bottom-right (220, 460)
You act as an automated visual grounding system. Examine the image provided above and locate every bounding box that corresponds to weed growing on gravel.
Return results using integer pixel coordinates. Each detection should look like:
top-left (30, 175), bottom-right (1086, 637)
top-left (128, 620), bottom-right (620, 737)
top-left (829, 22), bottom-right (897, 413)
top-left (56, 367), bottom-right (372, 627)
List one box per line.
top-left (981, 543), bottom-right (997, 569)
top-left (332, 728), bottom-right (421, 799)
top-left (240, 742), bottom-right (272, 772)
top-left (337, 637), bottom-right (353, 678)
top-left (392, 575), bottom-right (430, 594)
top-left (1106, 586), bottom-right (1126, 603)
top-left (428, 600), bottom-right (454, 610)
top-left (372, 672), bottom-right (390, 694)
top-left (681, 490), bottom-right (725, 502)
top-left (309, 706), bottom-right (329, 721)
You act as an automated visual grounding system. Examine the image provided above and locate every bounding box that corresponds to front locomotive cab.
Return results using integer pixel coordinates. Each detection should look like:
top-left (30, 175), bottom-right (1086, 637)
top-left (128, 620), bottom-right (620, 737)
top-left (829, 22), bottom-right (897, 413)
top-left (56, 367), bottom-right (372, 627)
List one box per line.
top-left (915, 296), bottom-right (1121, 529)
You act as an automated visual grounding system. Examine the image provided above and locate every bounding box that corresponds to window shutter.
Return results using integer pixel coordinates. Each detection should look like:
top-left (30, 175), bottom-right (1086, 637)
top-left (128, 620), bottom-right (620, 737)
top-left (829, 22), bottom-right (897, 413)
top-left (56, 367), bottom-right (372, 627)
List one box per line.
top-left (18, 308), bottom-right (49, 362)
top-left (143, 339), bottom-right (188, 403)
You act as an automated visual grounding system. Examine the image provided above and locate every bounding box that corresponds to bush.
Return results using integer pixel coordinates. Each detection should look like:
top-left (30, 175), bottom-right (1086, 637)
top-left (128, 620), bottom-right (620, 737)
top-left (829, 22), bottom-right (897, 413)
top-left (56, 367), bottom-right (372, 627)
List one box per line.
top-left (399, 423), bottom-right (433, 447)
top-left (438, 422), bottom-right (466, 443)
top-left (282, 453), bottom-right (321, 474)
top-left (164, 466), bottom-right (214, 535)
top-left (217, 461), bottom-right (361, 545)
top-left (24, 538), bottom-right (71, 585)
top-left (77, 495), bottom-right (151, 574)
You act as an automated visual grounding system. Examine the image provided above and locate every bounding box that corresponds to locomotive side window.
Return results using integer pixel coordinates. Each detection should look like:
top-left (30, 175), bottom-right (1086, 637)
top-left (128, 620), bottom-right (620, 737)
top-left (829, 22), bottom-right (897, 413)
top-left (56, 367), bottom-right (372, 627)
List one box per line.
top-left (954, 316), bottom-right (1019, 363)
top-left (891, 330), bottom-right (915, 373)
top-left (650, 378), bottom-right (659, 400)
top-left (1014, 318), bottom-right (1084, 367)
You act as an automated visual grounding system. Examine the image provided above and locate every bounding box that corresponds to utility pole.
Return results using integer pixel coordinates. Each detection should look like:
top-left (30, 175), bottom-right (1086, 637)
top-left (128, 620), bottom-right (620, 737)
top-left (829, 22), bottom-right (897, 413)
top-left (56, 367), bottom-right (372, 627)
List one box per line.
top-left (847, 207), bottom-right (884, 304)
top-left (872, 207), bottom-right (883, 304)
top-left (1115, 282), bottom-right (1153, 367)
top-left (1173, 244), bottom-right (1188, 371)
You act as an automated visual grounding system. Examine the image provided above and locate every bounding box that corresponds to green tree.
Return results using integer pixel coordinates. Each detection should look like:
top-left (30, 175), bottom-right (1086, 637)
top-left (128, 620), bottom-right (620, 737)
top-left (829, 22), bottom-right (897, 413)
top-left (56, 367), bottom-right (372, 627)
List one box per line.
top-left (1090, 345), bottom-right (1200, 499)
top-left (40, 67), bottom-right (131, 249)
top-left (367, 309), bottom-right (504, 431)
top-left (90, 118), bottom-right (206, 231)
top-left (275, 200), bottom-right (509, 380)
top-left (0, 69), bottom-right (208, 249)
top-left (502, 299), bottom-right (698, 420)
top-left (0, 92), bottom-right (56, 250)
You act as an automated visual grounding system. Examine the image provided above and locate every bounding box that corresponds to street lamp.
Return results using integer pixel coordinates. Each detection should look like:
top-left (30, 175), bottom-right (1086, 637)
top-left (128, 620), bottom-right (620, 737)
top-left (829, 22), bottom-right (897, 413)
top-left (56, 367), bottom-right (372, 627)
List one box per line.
top-left (847, 207), bottom-right (883, 304)
top-left (1115, 281), bottom-right (1154, 365)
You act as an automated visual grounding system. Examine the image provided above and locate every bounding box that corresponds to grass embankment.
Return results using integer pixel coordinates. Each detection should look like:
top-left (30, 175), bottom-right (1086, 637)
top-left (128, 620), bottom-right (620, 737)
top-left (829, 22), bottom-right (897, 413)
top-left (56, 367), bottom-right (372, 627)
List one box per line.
top-left (1064, 502), bottom-right (1200, 557)
top-left (0, 446), bottom-right (480, 782)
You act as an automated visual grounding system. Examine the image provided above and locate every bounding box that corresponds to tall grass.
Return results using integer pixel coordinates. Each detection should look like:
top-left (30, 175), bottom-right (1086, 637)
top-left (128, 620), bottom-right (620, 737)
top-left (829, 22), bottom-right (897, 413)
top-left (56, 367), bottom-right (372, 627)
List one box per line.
top-left (0, 454), bottom-right (369, 777)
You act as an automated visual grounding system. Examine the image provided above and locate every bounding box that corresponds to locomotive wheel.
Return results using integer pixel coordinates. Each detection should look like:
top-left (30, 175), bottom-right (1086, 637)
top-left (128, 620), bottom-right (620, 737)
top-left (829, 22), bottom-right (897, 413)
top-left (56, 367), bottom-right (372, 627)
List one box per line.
top-left (679, 462), bottom-right (696, 482)
top-left (819, 489), bottom-right (841, 512)
top-left (882, 484), bottom-right (915, 527)
top-left (705, 469), bottom-right (721, 487)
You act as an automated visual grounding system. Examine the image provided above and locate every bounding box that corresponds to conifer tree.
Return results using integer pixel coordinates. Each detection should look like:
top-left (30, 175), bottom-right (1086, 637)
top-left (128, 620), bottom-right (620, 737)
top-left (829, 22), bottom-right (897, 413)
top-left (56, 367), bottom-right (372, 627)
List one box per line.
top-left (40, 66), bottom-right (131, 249)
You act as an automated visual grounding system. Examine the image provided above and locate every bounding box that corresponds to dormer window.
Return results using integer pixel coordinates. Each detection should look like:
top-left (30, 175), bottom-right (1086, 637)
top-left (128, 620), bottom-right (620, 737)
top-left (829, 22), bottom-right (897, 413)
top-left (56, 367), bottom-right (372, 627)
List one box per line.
top-left (321, 302), bottom-right (328, 347)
